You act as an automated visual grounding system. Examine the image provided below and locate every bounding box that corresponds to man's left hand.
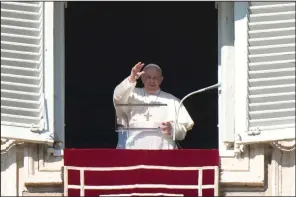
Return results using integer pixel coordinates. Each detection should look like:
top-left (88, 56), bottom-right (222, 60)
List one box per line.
top-left (160, 122), bottom-right (172, 136)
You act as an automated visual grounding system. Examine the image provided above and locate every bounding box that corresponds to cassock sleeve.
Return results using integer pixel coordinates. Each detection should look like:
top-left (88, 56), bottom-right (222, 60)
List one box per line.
top-left (171, 98), bottom-right (194, 141)
top-left (113, 77), bottom-right (137, 104)
top-left (113, 77), bottom-right (136, 127)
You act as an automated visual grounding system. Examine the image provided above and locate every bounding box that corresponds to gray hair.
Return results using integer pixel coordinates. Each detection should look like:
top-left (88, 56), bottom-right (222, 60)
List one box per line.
top-left (144, 63), bottom-right (162, 75)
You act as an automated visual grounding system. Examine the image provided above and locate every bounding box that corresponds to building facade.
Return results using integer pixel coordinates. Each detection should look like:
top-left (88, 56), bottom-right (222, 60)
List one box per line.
top-left (1, 1), bottom-right (295, 196)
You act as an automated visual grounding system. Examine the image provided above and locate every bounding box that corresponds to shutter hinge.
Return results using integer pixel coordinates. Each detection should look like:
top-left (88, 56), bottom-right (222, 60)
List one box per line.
top-left (247, 127), bottom-right (261, 136)
top-left (47, 148), bottom-right (64, 157)
top-left (64, 2), bottom-right (68, 8)
top-left (47, 141), bottom-right (64, 157)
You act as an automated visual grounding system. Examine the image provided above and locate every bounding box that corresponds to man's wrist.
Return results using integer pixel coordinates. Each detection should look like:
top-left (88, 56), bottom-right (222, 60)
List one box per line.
top-left (128, 76), bottom-right (136, 83)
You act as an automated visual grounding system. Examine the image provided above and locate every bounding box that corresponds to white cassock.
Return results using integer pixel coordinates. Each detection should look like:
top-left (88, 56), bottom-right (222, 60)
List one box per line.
top-left (114, 77), bottom-right (194, 150)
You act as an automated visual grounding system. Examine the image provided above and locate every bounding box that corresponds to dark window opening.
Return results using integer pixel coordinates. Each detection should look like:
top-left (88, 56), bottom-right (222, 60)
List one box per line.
top-left (65, 2), bottom-right (218, 149)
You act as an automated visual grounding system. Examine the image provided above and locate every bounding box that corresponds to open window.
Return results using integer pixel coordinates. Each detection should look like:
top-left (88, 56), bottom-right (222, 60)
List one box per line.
top-left (64, 2), bottom-right (218, 149)
top-left (1, 2), bottom-right (55, 144)
top-left (234, 2), bottom-right (295, 145)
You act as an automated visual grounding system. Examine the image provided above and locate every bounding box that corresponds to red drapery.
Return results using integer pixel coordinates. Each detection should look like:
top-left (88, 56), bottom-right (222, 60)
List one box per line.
top-left (64, 149), bottom-right (219, 196)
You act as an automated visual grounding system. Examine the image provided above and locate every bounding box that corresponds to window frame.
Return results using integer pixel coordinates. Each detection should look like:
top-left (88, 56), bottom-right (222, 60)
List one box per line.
top-left (52, 2), bottom-right (65, 148)
top-left (218, 2), bottom-right (236, 157)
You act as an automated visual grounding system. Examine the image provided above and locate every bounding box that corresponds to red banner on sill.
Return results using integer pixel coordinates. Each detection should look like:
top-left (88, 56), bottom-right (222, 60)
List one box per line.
top-left (64, 149), bottom-right (219, 196)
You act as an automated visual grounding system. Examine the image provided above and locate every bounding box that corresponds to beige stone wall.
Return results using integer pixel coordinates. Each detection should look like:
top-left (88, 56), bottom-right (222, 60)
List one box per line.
top-left (222, 145), bottom-right (295, 196)
top-left (1, 143), bottom-right (294, 196)
top-left (1, 141), bottom-right (26, 196)
top-left (1, 144), bottom-right (18, 196)
top-left (1, 142), bottom-right (63, 196)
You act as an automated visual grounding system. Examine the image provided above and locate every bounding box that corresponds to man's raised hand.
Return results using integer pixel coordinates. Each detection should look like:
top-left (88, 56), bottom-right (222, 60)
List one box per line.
top-left (129, 62), bottom-right (145, 83)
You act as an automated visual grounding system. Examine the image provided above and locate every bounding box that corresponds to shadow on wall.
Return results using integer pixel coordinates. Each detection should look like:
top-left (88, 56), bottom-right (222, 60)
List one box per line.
top-left (1, 141), bottom-right (22, 172)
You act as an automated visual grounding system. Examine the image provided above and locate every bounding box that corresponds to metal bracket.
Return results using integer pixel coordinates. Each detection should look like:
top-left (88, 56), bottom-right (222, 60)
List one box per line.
top-left (46, 141), bottom-right (64, 158)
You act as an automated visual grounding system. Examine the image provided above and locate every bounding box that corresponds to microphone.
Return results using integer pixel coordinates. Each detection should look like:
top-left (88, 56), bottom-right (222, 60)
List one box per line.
top-left (174, 83), bottom-right (221, 141)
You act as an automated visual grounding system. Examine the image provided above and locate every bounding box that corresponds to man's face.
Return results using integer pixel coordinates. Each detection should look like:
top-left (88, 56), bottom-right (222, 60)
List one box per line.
top-left (141, 67), bottom-right (163, 93)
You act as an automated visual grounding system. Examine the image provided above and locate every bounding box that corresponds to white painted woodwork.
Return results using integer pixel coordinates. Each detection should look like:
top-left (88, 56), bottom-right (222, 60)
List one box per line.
top-left (1, 2), bottom-right (64, 196)
top-left (52, 1), bottom-right (65, 148)
top-left (219, 3), bottom-right (295, 190)
top-left (1, 2), bottom-right (55, 144)
top-left (218, 2), bottom-right (235, 150)
top-left (234, 1), bottom-right (249, 149)
top-left (234, 2), bottom-right (295, 144)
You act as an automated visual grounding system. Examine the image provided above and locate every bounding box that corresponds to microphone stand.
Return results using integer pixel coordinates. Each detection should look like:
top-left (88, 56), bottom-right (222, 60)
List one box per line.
top-left (174, 83), bottom-right (221, 142)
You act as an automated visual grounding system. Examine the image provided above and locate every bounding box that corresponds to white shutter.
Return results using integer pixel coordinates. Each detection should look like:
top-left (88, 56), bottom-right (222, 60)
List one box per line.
top-left (1, 2), bottom-right (54, 143)
top-left (236, 2), bottom-right (295, 144)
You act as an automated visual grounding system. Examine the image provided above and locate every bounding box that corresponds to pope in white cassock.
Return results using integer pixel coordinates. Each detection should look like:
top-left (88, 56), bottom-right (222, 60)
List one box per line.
top-left (113, 62), bottom-right (194, 149)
